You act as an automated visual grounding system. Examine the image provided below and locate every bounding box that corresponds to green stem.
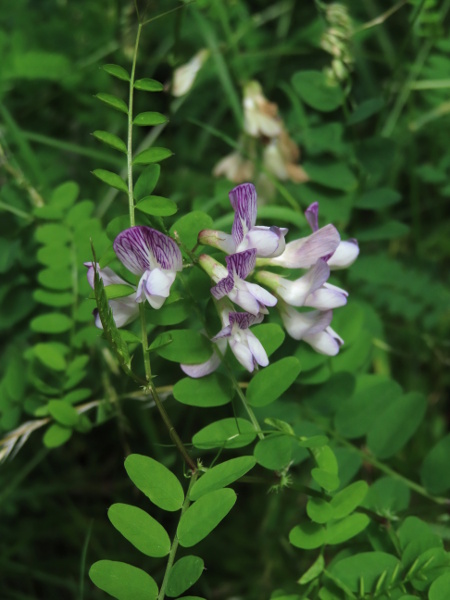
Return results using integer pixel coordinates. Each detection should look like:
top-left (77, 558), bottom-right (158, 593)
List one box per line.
top-left (158, 471), bottom-right (199, 600)
top-left (139, 304), bottom-right (152, 382)
top-left (329, 429), bottom-right (449, 507)
top-left (226, 364), bottom-right (264, 440)
top-left (127, 22), bottom-right (143, 227)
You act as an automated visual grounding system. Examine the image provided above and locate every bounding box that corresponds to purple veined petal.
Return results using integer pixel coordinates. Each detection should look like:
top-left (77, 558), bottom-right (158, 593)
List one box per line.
top-left (229, 336), bottom-right (255, 372)
top-left (268, 224), bottom-right (340, 269)
top-left (277, 259), bottom-right (330, 307)
top-left (242, 226), bottom-right (288, 258)
top-left (229, 311), bottom-right (264, 329)
top-left (180, 338), bottom-right (227, 378)
top-left (305, 202), bottom-right (319, 232)
top-left (328, 239), bottom-right (359, 269)
top-left (198, 229), bottom-right (237, 254)
top-left (211, 274), bottom-right (234, 300)
top-left (225, 249), bottom-right (257, 280)
top-left (304, 326), bottom-right (343, 356)
top-left (229, 183), bottom-right (257, 247)
top-left (280, 303), bottom-right (332, 340)
top-left (246, 331), bottom-right (269, 367)
top-left (114, 226), bottom-right (182, 275)
top-left (305, 287), bottom-right (348, 310)
top-left (212, 324), bottom-right (232, 341)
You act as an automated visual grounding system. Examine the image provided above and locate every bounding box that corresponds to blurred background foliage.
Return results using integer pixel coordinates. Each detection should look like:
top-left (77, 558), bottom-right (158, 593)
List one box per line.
top-left (1, 0), bottom-right (450, 598)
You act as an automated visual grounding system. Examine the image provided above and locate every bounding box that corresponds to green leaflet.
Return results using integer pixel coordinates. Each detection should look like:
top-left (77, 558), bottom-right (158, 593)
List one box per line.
top-left (177, 488), bottom-right (236, 547)
top-left (190, 456), bottom-right (256, 500)
top-left (89, 560), bottom-right (158, 600)
top-left (173, 374), bottom-right (233, 408)
top-left (108, 504), bottom-right (171, 557)
top-left (124, 454), bottom-right (184, 512)
top-left (166, 555), bottom-right (204, 597)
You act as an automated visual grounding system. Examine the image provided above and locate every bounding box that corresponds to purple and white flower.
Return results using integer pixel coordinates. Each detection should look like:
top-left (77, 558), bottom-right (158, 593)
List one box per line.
top-left (278, 301), bottom-right (343, 356)
top-left (200, 250), bottom-right (277, 315)
top-left (199, 183), bottom-right (288, 258)
top-left (256, 259), bottom-right (348, 310)
top-left (213, 310), bottom-right (268, 373)
top-left (113, 226), bottom-right (182, 310)
top-left (84, 262), bottom-right (139, 329)
top-left (180, 337), bottom-right (227, 379)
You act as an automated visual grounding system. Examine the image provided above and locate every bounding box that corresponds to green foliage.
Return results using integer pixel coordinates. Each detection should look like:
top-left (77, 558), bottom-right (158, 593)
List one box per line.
top-left (1, 1), bottom-right (450, 599)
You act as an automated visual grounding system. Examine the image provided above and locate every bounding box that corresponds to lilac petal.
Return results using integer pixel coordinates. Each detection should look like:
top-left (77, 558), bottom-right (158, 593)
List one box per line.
top-left (304, 327), bottom-right (343, 356)
top-left (243, 226), bottom-right (288, 258)
top-left (277, 259), bottom-right (330, 306)
top-left (85, 263), bottom-right (130, 290)
top-left (180, 351), bottom-right (220, 378)
top-left (230, 284), bottom-right (262, 315)
top-left (246, 331), bottom-right (269, 367)
top-left (226, 249), bottom-right (256, 280)
top-left (229, 183), bottom-right (257, 247)
top-left (245, 282), bottom-right (277, 308)
top-left (328, 239), bottom-right (359, 269)
top-left (109, 300), bottom-right (140, 328)
top-left (305, 282), bottom-right (348, 310)
top-left (212, 325), bottom-right (232, 341)
top-left (114, 226), bottom-right (182, 275)
top-left (268, 224), bottom-right (340, 269)
top-left (280, 304), bottom-right (332, 340)
top-left (198, 229), bottom-right (236, 254)
top-left (305, 202), bottom-right (319, 232)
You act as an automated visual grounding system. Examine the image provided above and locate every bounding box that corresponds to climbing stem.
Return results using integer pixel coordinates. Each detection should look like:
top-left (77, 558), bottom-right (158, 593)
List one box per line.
top-left (158, 471), bottom-right (199, 600)
top-left (127, 22), bottom-right (142, 226)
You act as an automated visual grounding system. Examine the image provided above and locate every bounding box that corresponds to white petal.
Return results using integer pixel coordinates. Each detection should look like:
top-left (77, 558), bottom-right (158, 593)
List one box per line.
top-left (305, 288), bottom-right (348, 310)
top-left (246, 331), bottom-right (269, 367)
top-left (180, 352), bottom-right (221, 378)
top-left (277, 260), bottom-right (330, 307)
top-left (230, 338), bottom-right (255, 372)
top-left (280, 304), bottom-right (332, 340)
top-left (198, 229), bottom-right (236, 254)
top-left (145, 268), bottom-right (176, 299)
top-left (229, 285), bottom-right (261, 315)
top-left (245, 281), bottom-right (278, 307)
top-left (304, 328), bottom-right (342, 356)
top-left (243, 226), bottom-right (288, 258)
top-left (328, 239), bottom-right (359, 269)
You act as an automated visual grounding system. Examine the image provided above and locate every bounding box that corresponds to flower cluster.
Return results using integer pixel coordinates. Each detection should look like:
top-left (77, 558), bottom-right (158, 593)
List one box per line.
top-left (189, 183), bottom-right (358, 374)
top-left (214, 81), bottom-right (308, 189)
top-left (87, 184), bottom-right (358, 377)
